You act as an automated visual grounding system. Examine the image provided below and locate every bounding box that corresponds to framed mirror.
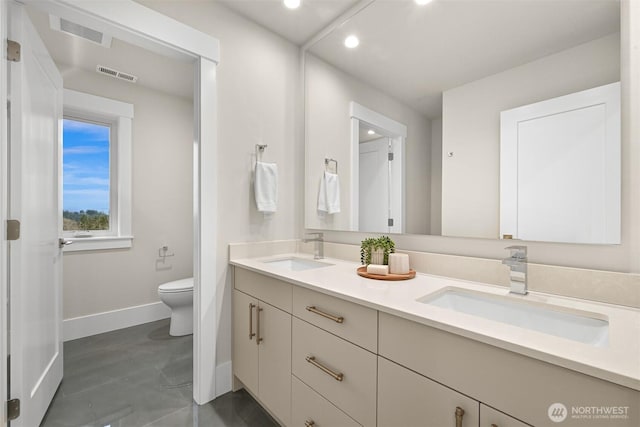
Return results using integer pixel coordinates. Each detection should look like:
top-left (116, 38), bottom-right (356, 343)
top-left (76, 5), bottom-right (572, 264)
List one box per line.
top-left (304, 0), bottom-right (621, 244)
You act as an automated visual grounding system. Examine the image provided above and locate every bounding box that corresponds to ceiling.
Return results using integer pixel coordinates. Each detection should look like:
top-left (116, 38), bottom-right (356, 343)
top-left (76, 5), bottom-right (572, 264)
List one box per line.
top-left (218, 0), bottom-right (359, 45)
top-left (26, 6), bottom-right (194, 100)
top-left (308, 0), bottom-right (620, 118)
top-left (24, 0), bottom-right (620, 118)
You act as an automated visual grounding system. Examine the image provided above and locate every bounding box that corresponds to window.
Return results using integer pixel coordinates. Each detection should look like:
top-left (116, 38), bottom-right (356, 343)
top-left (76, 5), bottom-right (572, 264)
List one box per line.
top-left (63, 89), bottom-right (133, 251)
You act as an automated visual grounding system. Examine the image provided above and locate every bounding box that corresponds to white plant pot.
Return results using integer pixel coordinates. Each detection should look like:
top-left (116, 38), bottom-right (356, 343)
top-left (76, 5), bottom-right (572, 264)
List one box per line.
top-left (371, 249), bottom-right (385, 265)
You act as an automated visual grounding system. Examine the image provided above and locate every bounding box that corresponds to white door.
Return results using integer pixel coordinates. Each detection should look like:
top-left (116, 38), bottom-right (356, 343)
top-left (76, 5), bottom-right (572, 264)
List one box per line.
top-left (500, 82), bottom-right (620, 244)
top-left (8, 2), bottom-right (63, 426)
top-left (359, 137), bottom-right (390, 233)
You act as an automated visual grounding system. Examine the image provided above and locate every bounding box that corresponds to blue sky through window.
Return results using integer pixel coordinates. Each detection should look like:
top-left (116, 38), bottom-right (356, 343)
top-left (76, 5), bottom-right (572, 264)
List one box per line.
top-left (63, 119), bottom-right (110, 213)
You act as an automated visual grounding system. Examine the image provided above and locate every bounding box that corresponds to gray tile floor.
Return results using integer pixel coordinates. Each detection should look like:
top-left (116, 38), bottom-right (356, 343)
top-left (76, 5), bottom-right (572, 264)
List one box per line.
top-left (41, 319), bottom-right (278, 427)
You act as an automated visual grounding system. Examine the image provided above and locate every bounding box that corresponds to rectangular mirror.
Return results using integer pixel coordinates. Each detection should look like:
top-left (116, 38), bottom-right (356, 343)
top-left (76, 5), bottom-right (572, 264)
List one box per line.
top-left (304, 0), bottom-right (621, 244)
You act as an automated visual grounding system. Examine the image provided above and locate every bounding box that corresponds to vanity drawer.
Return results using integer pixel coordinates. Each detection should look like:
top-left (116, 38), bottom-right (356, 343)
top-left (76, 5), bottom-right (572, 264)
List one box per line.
top-left (293, 286), bottom-right (378, 352)
top-left (379, 312), bottom-right (640, 427)
top-left (292, 318), bottom-right (377, 427)
top-left (480, 404), bottom-right (531, 427)
top-left (234, 267), bottom-right (292, 313)
top-left (292, 375), bottom-right (362, 427)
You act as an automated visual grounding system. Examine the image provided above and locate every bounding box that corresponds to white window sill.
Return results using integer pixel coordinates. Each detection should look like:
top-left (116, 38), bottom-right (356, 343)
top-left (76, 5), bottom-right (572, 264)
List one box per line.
top-left (63, 236), bottom-right (133, 253)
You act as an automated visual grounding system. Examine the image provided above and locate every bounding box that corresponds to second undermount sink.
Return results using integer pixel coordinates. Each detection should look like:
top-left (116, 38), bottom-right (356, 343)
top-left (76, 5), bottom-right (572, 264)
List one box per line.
top-left (417, 288), bottom-right (609, 347)
top-left (263, 257), bottom-right (333, 271)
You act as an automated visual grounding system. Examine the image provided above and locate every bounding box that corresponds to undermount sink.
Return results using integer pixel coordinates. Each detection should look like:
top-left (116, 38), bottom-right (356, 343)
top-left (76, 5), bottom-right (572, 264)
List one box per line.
top-left (417, 288), bottom-right (609, 347)
top-left (263, 257), bottom-right (332, 271)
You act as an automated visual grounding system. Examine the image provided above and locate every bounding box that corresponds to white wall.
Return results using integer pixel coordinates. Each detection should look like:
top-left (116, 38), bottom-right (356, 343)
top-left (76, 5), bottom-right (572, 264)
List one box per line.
top-left (136, 0), bottom-right (302, 380)
top-left (61, 66), bottom-right (194, 320)
top-left (305, 54), bottom-right (432, 234)
top-left (441, 33), bottom-right (620, 239)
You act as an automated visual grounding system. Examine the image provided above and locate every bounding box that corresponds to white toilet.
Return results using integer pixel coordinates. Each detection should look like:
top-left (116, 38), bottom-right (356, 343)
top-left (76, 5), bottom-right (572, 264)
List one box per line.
top-left (158, 277), bottom-right (193, 336)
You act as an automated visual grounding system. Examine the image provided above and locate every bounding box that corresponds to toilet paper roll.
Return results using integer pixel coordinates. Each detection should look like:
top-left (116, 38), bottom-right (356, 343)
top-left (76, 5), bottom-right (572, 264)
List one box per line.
top-left (366, 264), bottom-right (389, 275)
top-left (389, 253), bottom-right (410, 274)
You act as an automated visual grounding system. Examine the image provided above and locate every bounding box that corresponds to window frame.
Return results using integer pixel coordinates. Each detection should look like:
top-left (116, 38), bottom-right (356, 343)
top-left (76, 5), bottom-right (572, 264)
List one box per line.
top-left (62, 89), bottom-right (133, 251)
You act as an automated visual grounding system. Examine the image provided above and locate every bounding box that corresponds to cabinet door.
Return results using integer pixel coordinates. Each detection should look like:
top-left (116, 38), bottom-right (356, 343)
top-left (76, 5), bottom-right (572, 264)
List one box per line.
top-left (258, 301), bottom-right (292, 426)
top-left (292, 376), bottom-right (361, 427)
top-left (480, 404), bottom-right (531, 427)
top-left (233, 290), bottom-right (259, 393)
top-left (378, 357), bottom-right (479, 427)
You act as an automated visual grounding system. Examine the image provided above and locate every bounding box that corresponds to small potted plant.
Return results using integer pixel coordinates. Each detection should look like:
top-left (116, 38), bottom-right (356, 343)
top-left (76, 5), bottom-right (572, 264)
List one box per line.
top-left (360, 236), bottom-right (395, 265)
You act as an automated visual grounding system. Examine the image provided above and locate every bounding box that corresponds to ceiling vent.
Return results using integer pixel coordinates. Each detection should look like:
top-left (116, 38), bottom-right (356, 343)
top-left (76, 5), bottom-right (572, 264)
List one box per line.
top-left (49, 15), bottom-right (112, 48)
top-left (96, 65), bottom-right (138, 83)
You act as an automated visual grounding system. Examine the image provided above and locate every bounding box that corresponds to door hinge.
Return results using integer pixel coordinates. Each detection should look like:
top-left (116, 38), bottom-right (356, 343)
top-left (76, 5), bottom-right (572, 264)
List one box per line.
top-left (6, 219), bottom-right (20, 241)
top-left (7, 398), bottom-right (20, 421)
top-left (388, 152), bottom-right (394, 161)
top-left (388, 218), bottom-right (394, 227)
top-left (7, 40), bottom-right (21, 62)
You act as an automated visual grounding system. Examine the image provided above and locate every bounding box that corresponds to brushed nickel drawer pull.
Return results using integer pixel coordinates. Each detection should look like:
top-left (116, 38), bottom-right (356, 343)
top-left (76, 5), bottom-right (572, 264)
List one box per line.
top-left (306, 355), bottom-right (344, 381)
top-left (455, 407), bottom-right (465, 427)
top-left (249, 303), bottom-right (256, 340)
top-left (306, 306), bottom-right (344, 323)
top-left (256, 306), bottom-right (264, 345)
top-left (304, 420), bottom-right (315, 427)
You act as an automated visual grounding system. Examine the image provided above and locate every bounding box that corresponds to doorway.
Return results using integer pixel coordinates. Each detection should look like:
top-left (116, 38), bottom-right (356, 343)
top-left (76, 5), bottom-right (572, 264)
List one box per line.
top-left (1, 1), bottom-right (219, 424)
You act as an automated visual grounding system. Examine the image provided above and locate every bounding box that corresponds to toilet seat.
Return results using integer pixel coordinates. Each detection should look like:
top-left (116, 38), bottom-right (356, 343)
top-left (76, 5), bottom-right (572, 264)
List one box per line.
top-left (158, 278), bottom-right (193, 293)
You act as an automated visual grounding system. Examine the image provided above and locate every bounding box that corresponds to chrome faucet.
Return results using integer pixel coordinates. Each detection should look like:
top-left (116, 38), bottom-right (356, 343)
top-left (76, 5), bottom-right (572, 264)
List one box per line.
top-left (303, 232), bottom-right (324, 260)
top-left (502, 245), bottom-right (528, 295)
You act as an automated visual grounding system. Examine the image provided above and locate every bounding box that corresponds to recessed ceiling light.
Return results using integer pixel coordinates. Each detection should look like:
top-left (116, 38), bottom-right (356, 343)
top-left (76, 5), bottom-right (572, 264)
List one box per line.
top-left (367, 130), bottom-right (375, 135)
top-left (415, 0), bottom-right (434, 5)
top-left (283, 0), bottom-right (301, 9)
top-left (344, 35), bottom-right (359, 49)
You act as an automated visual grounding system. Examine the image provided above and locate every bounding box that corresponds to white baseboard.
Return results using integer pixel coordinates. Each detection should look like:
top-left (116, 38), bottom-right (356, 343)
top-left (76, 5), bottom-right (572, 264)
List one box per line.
top-left (64, 301), bottom-right (171, 342)
top-left (215, 360), bottom-right (233, 396)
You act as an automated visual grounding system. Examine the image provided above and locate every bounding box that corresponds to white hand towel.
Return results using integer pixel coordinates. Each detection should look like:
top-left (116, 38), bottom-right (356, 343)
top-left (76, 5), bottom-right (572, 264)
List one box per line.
top-left (255, 161), bottom-right (278, 213)
top-left (318, 171), bottom-right (340, 214)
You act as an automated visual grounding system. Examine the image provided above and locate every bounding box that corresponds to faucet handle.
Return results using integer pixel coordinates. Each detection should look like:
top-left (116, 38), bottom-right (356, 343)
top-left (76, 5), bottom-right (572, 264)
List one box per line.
top-left (505, 245), bottom-right (527, 259)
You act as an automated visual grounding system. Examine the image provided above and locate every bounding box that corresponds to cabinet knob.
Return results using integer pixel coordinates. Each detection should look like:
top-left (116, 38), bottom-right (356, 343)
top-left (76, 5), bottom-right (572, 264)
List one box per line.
top-left (491, 424), bottom-right (498, 427)
top-left (256, 306), bottom-right (264, 345)
top-left (248, 303), bottom-right (256, 340)
top-left (306, 305), bottom-right (344, 323)
top-left (306, 355), bottom-right (344, 381)
top-left (455, 407), bottom-right (465, 427)
top-left (304, 420), bottom-right (315, 427)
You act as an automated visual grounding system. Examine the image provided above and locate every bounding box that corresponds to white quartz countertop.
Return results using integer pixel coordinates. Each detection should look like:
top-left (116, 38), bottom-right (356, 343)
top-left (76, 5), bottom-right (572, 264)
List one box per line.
top-left (230, 253), bottom-right (640, 392)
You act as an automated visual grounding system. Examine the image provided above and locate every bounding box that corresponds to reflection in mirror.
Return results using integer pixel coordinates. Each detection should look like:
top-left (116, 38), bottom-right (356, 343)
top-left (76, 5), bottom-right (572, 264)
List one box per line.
top-left (352, 103), bottom-right (406, 234)
top-left (304, 0), bottom-right (621, 244)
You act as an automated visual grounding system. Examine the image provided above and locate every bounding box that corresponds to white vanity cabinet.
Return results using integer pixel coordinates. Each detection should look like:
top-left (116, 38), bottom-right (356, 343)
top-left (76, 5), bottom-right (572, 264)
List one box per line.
top-left (291, 287), bottom-right (379, 427)
top-left (481, 404), bottom-right (531, 427)
top-left (232, 266), bottom-right (639, 427)
top-left (378, 312), bottom-right (640, 427)
top-left (233, 269), bottom-right (292, 427)
top-left (291, 375), bottom-right (361, 427)
top-left (378, 356), bottom-right (479, 427)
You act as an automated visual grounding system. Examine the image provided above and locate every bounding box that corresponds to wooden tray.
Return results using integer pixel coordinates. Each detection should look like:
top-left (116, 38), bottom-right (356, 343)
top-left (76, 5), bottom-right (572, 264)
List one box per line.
top-left (357, 266), bottom-right (416, 281)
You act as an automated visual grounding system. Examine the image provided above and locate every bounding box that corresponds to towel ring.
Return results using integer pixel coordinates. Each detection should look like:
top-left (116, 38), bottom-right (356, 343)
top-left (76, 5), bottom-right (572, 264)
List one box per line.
top-left (325, 158), bottom-right (338, 174)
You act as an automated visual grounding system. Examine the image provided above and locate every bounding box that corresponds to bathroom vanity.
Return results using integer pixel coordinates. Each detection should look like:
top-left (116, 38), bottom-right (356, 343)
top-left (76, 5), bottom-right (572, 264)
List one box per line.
top-left (230, 252), bottom-right (640, 427)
